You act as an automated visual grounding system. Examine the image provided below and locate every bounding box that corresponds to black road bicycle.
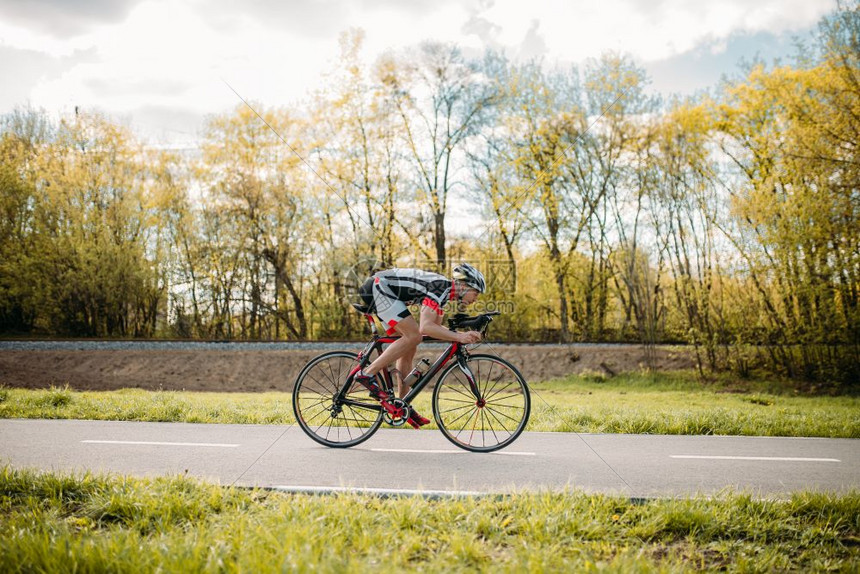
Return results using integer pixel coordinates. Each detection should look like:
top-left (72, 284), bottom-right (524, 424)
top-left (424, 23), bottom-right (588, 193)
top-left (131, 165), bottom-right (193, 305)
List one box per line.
top-left (292, 308), bottom-right (531, 453)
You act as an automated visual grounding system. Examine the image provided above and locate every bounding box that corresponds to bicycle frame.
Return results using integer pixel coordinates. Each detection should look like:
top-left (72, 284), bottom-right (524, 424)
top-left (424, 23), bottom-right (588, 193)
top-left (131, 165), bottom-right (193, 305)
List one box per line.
top-left (334, 316), bottom-right (480, 412)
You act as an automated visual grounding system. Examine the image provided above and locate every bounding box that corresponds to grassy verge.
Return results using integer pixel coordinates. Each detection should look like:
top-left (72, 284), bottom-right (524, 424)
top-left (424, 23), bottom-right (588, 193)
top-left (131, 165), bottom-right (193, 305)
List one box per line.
top-left (1, 371), bottom-right (858, 437)
top-left (1, 466), bottom-right (858, 572)
top-left (531, 373), bottom-right (860, 438)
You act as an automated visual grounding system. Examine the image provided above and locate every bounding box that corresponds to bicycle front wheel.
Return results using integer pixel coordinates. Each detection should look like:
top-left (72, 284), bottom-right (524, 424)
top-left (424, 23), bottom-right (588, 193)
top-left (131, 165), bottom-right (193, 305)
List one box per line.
top-left (432, 354), bottom-right (530, 453)
top-left (292, 351), bottom-right (383, 448)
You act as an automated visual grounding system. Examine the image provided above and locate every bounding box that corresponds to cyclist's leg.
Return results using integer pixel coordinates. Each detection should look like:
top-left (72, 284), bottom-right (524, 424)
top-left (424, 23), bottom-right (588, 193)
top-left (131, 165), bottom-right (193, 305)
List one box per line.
top-left (366, 318), bottom-right (429, 429)
top-left (363, 316), bottom-right (421, 377)
top-left (395, 346), bottom-right (416, 398)
top-left (361, 279), bottom-right (422, 380)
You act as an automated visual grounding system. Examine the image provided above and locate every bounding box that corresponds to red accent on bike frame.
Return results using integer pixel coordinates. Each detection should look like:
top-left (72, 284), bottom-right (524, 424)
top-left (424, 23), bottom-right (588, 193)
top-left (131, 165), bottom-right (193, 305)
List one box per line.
top-left (438, 342), bottom-right (459, 369)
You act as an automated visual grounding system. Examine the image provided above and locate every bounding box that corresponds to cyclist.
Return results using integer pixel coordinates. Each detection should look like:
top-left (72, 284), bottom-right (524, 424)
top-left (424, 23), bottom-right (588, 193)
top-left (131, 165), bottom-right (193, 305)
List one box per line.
top-left (353, 263), bottom-right (486, 428)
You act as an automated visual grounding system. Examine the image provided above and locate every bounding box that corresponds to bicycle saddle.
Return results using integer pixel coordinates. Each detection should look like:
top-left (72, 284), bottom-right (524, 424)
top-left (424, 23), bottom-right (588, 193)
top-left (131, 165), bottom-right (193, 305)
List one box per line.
top-left (351, 302), bottom-right (372, 314)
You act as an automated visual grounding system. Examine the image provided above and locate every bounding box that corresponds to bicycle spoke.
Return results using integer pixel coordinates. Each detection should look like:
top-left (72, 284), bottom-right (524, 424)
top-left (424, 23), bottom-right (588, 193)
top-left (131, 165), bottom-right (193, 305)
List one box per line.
top-left (300, 396), bottom-right (331, 411)
top-left (433, 355), bottom-right (530, 453)
top-left (334, 414), bottom-right (375, 425)
top-left (453, 406), bottom-right (481, 439)
top-left (483, 378), bottom-right (514, 401)
top-left (481, 409), bottom-right (494, 447)
top-left (301, 405), bottom-right (331, 424)
top-left (483, 404), bottom-right (518, 430)
top-left (481, 360), bottom-right (496, 397)
top-left (446, 378), bottom-right (477, 401)
top-left (307, 372), bottom-right (337, 395)
top-left (446, 403), bottom-right (480, 428)
top-left (437, 397), bottom-right (477, 406)
top-left (485, 389), bottom-right (525, 405)
top-left (438, 403), bottom-right (477, 418)
top-left (294, 352), bottom-right (383, 448)
top-left (483, 404), bottom-right (523, 424)
top-left (343, 406), bottom-right (376, 424)
top-left (325, 360), bottom-right (342, 392)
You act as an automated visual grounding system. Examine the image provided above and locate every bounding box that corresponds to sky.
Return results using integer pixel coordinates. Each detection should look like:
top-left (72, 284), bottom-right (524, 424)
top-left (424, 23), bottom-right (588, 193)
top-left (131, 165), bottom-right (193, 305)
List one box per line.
top-left (0, 0), bottom-right (838, 148)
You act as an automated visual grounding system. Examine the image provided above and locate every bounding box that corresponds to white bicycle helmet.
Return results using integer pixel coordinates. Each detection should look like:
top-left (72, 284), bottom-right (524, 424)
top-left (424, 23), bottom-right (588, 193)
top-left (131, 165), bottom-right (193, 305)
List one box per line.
top-left (452, 263), bottom-right (486, 293)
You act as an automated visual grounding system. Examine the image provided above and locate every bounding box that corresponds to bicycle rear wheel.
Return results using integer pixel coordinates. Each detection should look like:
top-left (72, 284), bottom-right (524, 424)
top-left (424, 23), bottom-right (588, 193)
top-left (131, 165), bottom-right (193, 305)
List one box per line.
top-left (292, 351), bottom-right (383, 448)
top-left (432, 354), bottom-right (530, 453)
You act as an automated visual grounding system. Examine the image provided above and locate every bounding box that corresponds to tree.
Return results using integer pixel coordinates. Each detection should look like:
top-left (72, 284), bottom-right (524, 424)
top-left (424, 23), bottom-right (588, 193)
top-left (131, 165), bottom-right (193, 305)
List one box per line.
top-left (0, 128), bottom-right (41, 331)
top-left (501, 62), bottom-right (592, 341)
top-left (648, 100), bottom-right (727, 372)
top-left (199, 104), bottom-right (310, 339)
top-left (314, 29), bottom-right (408, 268)
top-left (715, 1), bottom-right (859, 383)
top-left (466, 51), bottom-right (527, 294)
top-left (380, 42), bottom-right (497, 267)
top-left (577, 53), bottom-right (657, 341)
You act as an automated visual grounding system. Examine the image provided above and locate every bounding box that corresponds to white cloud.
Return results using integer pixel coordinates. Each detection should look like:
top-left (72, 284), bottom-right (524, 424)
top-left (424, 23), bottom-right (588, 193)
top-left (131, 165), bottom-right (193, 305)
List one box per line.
top-left (24, 0), bottom-right (338, 117)
top-left (0, 0), bottom-right (838, 145)
top-left (0, 0), bottom-right (141, 39)
top-left (468, 0), bottom-right (835, 62)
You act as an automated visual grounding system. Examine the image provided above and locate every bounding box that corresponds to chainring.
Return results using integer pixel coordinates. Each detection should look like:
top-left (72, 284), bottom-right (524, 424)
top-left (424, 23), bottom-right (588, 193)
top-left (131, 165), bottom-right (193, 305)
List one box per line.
top-left (381, 398), bottom-right (409, 427)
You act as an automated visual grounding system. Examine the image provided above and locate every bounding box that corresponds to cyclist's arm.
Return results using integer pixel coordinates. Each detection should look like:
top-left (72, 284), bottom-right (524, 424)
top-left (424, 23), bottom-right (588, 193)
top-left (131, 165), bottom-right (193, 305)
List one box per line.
top-left (418, 306), bottom-right (481, 344)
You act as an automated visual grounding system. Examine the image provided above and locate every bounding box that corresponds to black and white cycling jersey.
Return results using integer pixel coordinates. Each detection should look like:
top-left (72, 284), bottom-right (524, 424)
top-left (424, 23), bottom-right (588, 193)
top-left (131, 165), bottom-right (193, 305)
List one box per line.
top-left (358, 268), bottom-right (455, 333)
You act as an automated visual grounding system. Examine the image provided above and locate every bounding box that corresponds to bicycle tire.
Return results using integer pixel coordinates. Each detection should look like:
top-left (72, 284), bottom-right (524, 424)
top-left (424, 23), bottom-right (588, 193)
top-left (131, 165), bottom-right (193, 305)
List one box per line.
top-left (432, 354), bottom-right (530, 453)
top-left (292, 351), bottom-right (383, 448)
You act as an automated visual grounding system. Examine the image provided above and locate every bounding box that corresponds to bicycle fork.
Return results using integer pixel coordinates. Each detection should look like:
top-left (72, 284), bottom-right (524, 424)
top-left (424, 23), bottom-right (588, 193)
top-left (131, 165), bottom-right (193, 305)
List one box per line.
top-left (456, 357), bottom-right (486, 407)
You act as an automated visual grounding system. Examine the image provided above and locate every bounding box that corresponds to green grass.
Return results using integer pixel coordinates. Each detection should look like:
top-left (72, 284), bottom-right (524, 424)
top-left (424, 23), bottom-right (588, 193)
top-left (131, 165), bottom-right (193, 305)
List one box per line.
top-left (529, 372), bottom-right (860, 438)
top-left (1, 371), bottom-right (858, 437)
top-left (0, 386), bottom-right (298, 425)
top-left (1, 466), bottom-right (858, 572)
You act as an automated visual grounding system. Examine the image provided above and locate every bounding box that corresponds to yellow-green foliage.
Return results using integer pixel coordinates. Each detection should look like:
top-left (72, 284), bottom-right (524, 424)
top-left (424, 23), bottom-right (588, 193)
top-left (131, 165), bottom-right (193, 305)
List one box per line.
top-left (1, 4), bottom-right (857, 387)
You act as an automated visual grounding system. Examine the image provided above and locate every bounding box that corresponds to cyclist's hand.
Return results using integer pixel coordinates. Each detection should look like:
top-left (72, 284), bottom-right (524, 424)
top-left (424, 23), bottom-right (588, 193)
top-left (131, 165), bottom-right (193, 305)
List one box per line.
top-left (459, 330), bottom-right (482, 344)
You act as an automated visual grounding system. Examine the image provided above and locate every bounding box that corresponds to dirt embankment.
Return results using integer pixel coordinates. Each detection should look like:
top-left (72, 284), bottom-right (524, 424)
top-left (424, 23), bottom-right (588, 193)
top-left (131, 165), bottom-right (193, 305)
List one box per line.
top-left (0, 345), bottom-right (695, 392)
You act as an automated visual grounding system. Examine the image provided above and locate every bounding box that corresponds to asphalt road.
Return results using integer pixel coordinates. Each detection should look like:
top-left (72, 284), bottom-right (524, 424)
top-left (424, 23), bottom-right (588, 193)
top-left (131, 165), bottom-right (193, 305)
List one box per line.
top-left (1, 419), bottom-right (857, 498)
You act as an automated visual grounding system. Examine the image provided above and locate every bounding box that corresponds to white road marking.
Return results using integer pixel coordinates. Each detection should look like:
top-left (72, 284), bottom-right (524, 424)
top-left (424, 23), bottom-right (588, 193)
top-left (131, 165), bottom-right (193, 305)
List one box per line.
top-left (370, 448), bottom-right (536, 456)
top-left (671, 455), bottom-right (840, 462)
top-left (82, 440), bottom-right (239, 448)
top-left (271, 485), bottom-right (485, 498)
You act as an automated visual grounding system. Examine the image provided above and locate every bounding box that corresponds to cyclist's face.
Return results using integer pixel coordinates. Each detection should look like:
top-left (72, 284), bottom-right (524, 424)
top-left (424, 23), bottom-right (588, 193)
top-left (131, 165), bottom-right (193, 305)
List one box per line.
top-left (461, 288), bottom-right (479, 305)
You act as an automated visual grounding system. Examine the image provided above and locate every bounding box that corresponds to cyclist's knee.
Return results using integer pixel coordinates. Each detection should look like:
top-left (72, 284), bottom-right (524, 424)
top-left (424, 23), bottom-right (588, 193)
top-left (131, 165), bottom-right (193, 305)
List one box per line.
top-left (395, 319), bottom-right (421, 345)
top-left (402, 330), bottom-right (422, 346)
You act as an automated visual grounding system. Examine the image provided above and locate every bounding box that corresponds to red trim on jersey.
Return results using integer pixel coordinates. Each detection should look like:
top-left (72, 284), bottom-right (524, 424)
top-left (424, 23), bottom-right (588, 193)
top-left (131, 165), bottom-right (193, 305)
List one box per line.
top-left (386, 319), bottom-right (399, 335)
top-left (422, 297), bottom-right (443, 316)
